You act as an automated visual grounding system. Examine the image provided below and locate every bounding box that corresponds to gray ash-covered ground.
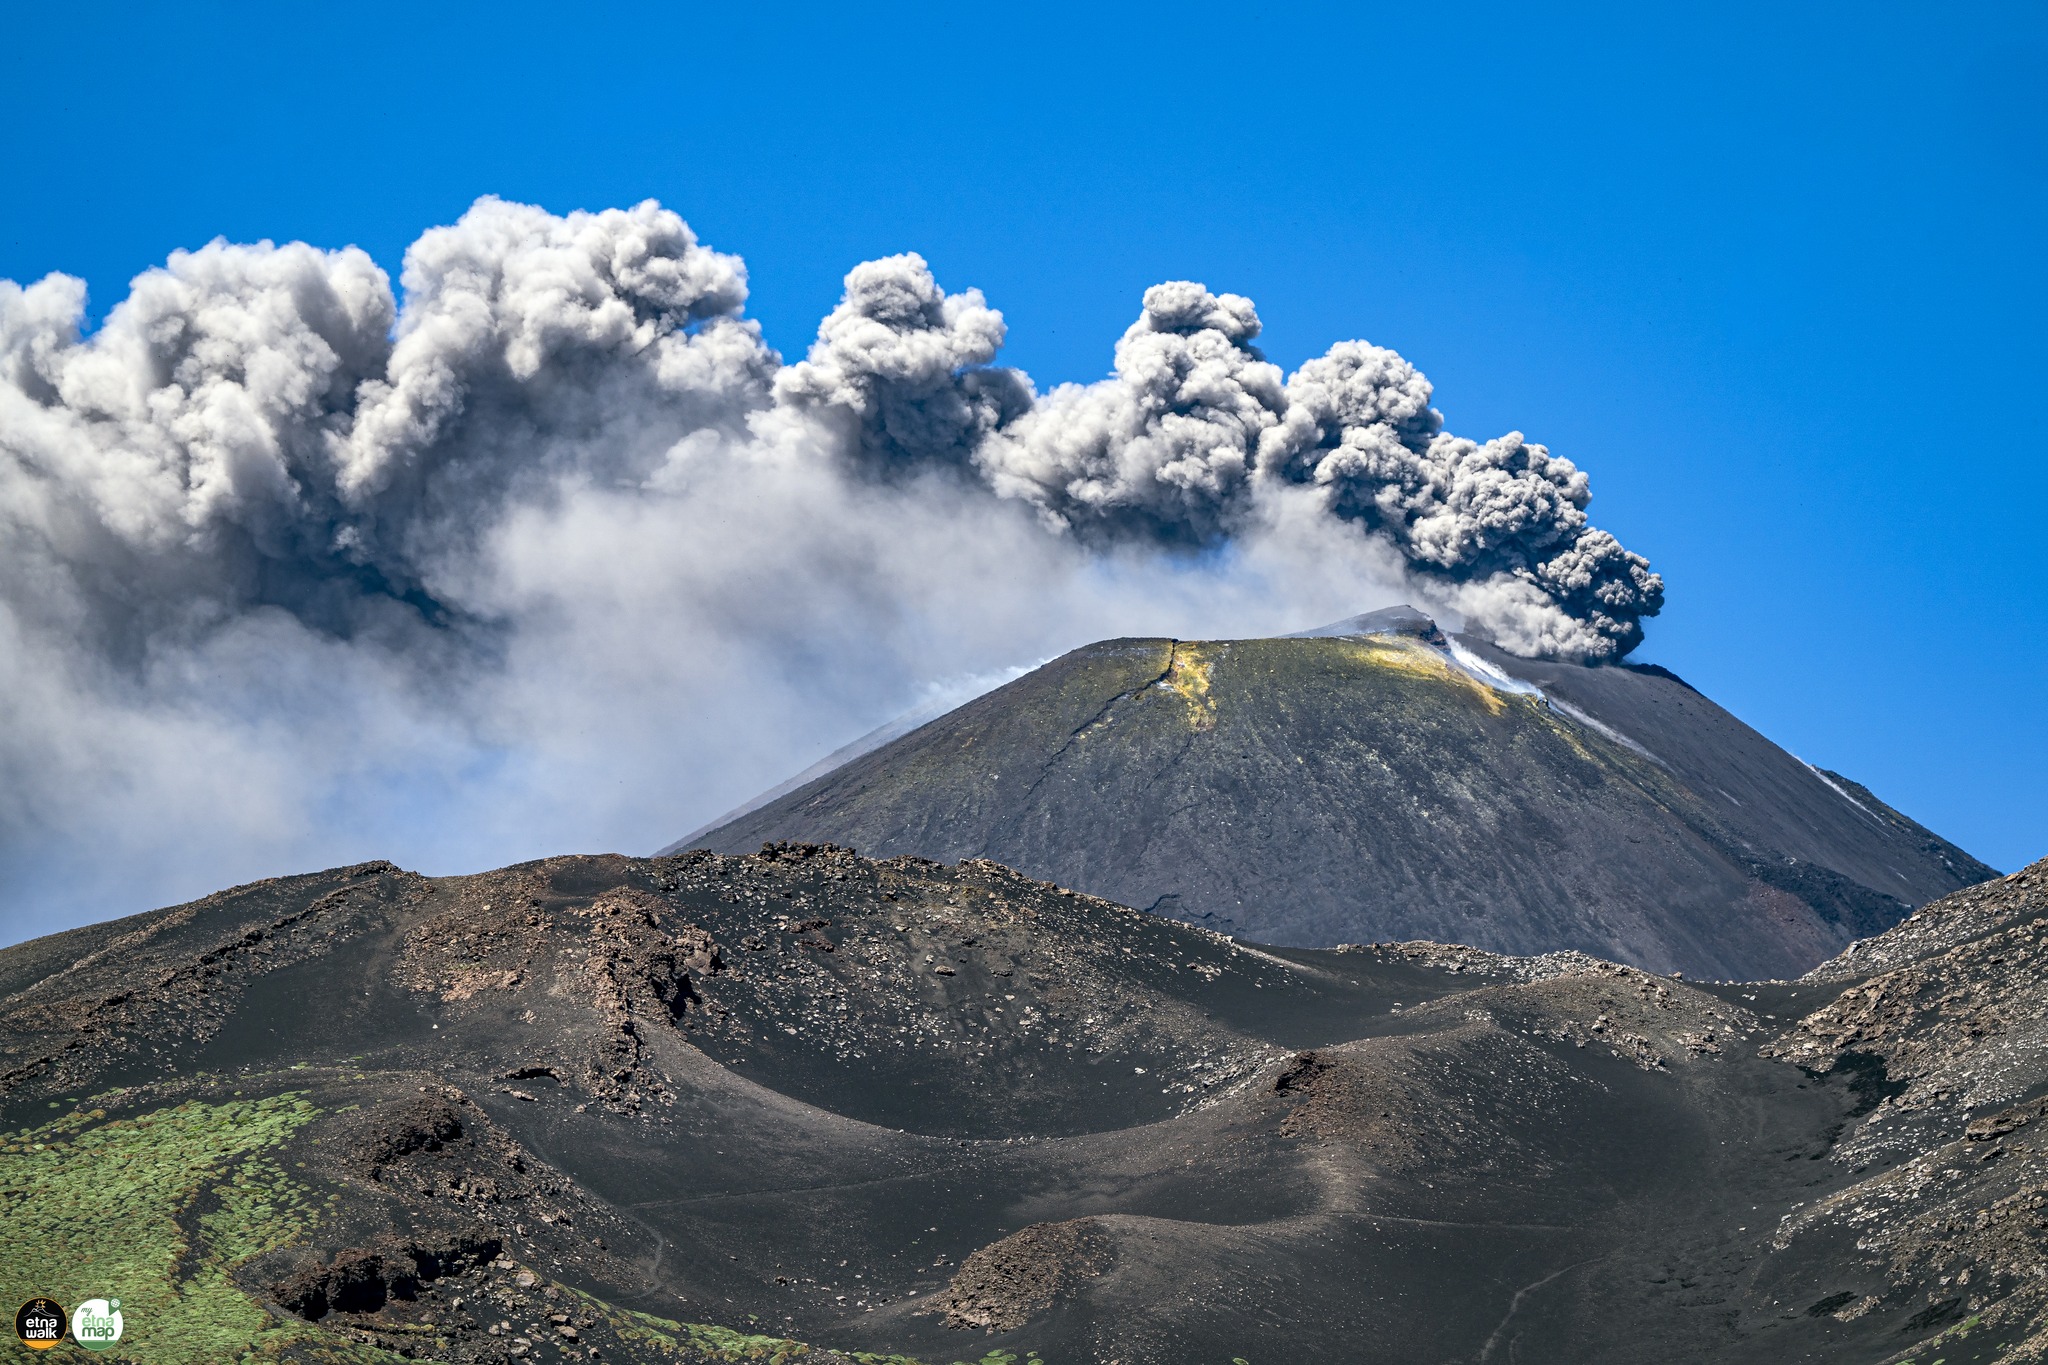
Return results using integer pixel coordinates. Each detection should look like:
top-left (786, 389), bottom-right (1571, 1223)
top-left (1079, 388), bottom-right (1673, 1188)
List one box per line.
top-left (0, 844), bottom-right (2041, 1363)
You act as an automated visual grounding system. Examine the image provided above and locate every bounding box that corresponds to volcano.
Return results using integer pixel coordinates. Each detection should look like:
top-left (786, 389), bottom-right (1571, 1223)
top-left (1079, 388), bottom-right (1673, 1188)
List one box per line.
top-left (674, 610), bottom-right (1993, 980)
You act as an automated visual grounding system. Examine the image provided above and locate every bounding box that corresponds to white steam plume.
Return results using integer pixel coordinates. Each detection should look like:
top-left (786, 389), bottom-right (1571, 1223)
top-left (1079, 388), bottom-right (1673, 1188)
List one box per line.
top-left (0, 197), bottom-right (1659, 941)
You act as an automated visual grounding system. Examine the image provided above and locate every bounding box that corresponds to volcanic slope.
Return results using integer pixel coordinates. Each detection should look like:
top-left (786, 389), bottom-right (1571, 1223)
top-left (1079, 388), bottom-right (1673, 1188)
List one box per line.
top-left (3, 844), bottom-right (2045, 1364)
top-left (681, 618), bottom-right (1992, 979)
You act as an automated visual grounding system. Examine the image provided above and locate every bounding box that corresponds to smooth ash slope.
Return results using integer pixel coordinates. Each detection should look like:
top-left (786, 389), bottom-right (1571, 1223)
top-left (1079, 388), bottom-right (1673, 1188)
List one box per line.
top-left (689, 633), bottom-right (1988, 979)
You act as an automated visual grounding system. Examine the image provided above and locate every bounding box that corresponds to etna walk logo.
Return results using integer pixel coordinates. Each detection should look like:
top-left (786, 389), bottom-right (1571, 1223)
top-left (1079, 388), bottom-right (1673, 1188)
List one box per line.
top-left (69, 1299), bottom-right (124, 1351)
top-left (14, 1297), bottom-right (66, 1349)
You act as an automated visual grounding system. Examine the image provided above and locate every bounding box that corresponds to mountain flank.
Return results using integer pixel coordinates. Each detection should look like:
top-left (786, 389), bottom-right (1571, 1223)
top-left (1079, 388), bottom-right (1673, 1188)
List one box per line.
top-left (679, 617), bottom-right (1992, 979)
top-left (2, 845), bottom-right (2043, 1363)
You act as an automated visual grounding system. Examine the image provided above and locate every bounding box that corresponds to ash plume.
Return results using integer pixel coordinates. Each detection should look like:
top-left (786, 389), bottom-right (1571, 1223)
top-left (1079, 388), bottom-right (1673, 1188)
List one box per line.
top-left (972, 281), bottom-right (1286, 544)
top-left (0, 197), bottom-right (1659, 938)
top-left (774, 252), bottom-right (1027, 466)
top-left (1263, 340), bottom-right (1662, 657)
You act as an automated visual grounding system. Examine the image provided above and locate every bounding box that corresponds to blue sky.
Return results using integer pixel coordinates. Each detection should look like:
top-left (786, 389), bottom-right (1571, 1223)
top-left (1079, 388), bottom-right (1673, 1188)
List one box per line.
top-left (3, 0), bottom-right (2042, 871)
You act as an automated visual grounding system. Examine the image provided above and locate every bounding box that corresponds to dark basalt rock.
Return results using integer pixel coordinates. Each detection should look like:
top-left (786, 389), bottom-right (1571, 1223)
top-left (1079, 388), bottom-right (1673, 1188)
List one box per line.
top-left (350, 1096), bottom-right (465, 1174)
top-left (274, 1230), bottom-right (502, 1319)
top-left (942, 1218), bottom-right (1114, 1332)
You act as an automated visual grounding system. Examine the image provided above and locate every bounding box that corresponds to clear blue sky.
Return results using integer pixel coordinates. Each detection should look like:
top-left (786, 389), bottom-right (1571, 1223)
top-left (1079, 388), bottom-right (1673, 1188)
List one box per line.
top-left (4, 0), bottom-right (2042, 872)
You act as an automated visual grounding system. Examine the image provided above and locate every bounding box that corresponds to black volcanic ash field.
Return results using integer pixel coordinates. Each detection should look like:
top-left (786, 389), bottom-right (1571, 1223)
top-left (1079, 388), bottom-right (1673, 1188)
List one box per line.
top-left (2, 844), bottom-right (2044, 1363)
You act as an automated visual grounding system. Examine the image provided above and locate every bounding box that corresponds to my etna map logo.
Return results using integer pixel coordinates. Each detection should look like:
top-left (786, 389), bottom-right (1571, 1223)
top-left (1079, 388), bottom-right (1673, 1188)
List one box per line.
top-left (69, 1298), bottom-right (124, 1351)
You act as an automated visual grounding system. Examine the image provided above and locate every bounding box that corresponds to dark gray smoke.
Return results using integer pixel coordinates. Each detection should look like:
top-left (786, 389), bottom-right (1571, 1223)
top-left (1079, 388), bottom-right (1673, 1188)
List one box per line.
top-left (0, 198), bottom-right (1659, 940)
top-left (778, 259), bottom-right (1661, 657)
top-left (775, 251), bottom-right (1029, 467)
top-left (973, 280), bottom-right (1285, 545)
top-left (1264, 340), bottom-right (1662, 657)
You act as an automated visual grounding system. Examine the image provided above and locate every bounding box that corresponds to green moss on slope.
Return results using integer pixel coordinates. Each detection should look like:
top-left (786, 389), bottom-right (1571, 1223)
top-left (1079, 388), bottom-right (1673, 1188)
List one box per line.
top-left (572, 1288), bottom-right (1043, 1364)
top-left (0, 1094), bottom-right (1046, 1365)
top-left (0, 1092), bottom-right (408, 1363)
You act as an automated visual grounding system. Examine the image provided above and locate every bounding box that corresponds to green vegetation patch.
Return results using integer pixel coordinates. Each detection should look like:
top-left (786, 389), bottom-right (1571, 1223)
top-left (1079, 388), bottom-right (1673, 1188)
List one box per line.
top-left (570, 1288), bottom-right (1039, 1365)
top-left (0, 1092), bottom-right (402, 1364)
top-left (0, 1093), bottom-right (1063, 1365)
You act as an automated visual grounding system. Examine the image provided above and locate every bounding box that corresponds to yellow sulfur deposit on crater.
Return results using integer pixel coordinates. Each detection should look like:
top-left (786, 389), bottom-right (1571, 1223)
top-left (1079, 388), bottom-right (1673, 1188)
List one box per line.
top-left (1336, 637), bottom-right (1507, 716)
top-left (1162, 643), bottom-right (1220, 730)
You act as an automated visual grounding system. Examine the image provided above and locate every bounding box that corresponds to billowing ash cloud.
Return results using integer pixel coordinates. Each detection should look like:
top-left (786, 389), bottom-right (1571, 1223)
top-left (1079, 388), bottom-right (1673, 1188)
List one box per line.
top-left (779, 262), bottom-right (1660, 657)
top-left (0, 199), bottom-right (771, 653)
top-left (973, 281), bottom-right (1286, 543)
top-left (0, 197), bottom-right (1659, 939)
top-left (1262, 340), bottom-right (1663, 659)
top-left (774, 252), bottom-right (1026, 467)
